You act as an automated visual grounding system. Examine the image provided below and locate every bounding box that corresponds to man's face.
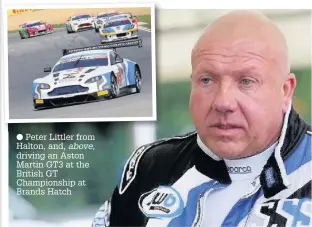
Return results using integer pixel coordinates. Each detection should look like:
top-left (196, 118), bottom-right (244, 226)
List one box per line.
top-left (190, 37), bottom-right (292, 159)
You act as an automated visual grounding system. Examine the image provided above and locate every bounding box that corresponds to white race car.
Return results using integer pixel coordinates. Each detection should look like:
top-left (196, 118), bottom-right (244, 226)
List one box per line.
top-left (66, 13), bottom-right (95, 33)
top-left (94, 12), bottom-right (118, 33)
top-left (32, 40), bottom-right (143, 110)
top-left (99, 17), bottom-right (139, 43)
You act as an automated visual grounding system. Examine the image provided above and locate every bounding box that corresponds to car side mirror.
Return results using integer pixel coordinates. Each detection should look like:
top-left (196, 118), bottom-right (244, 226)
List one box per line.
top-left (44, 67), bottom-right (52, 72)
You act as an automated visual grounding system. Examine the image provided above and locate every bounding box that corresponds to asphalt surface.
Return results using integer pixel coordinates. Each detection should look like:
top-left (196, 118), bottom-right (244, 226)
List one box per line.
top-left (8, 27), bottom-right (154, 120)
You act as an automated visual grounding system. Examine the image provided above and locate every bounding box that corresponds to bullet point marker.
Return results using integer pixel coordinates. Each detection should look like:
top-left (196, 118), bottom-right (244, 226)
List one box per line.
top-left (16, 134), bottom-right (23, 141)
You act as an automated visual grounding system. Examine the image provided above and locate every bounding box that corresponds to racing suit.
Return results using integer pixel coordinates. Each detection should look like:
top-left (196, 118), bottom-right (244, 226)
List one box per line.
top-left (92, 107), bottom-right (311, 227)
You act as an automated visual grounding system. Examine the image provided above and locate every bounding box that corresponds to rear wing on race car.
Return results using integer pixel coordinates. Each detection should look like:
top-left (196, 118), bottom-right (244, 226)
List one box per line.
top-left (62, 39), bottom-right (143, 56)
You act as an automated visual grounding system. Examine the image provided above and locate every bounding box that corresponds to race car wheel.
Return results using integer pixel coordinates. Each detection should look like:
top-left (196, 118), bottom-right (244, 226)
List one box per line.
top-left (19, 32), bottom-right (25, 39)
top-left (67, 25), bottom-right (73, 34)
top-left (134, 66), bottom-right (142, 93)
top-left (110, 73), bottom-right (120, 98)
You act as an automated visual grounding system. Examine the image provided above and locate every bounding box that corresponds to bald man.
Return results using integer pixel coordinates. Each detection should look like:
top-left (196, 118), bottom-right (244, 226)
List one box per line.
top-left (92, 11), bottom-right (311, 227)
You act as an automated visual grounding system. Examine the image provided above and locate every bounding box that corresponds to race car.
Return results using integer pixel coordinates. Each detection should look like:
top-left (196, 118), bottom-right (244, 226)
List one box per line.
top-left (32, 39), bottom-right (143, 110)
top-left (94, 12), bottom-right (118, 33)
top-left (65, 13), bottom-right (95, 33)
top-left (18, 20), bottom-right (53, 39)
top-left (118, 12), bottom-right (139, 28)
top-left (99, 17), bottom-right (139, 43)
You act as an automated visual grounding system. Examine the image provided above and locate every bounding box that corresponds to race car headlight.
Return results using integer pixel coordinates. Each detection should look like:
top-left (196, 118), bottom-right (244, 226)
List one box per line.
top-left (85, 76), bottom-right (102, 84)
top-left (73, 23), bottom-right (78, 25)
top-left (38, 83), bottom-right (50, 89)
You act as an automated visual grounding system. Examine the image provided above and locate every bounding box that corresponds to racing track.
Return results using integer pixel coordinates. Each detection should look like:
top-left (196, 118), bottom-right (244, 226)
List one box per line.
top-left (8, 27), bottom-right (154, 120)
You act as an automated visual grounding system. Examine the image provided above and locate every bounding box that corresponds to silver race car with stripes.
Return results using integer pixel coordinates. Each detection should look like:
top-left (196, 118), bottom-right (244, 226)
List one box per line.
top-left (32, 39), bottom-right (143, 110)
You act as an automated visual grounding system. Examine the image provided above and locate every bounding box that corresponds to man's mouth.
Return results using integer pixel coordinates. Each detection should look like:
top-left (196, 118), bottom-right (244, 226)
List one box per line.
top-left (213, 124), bottom-right (241, 129)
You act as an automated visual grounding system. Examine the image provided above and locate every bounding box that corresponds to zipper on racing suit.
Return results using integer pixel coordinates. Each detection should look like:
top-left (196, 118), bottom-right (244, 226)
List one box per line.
top-left (192, 182), bottom-right (226, 227)
top-left (192, 176), bottom-right (262, 227)
top-left (223, 176), bottom-right (262, 227)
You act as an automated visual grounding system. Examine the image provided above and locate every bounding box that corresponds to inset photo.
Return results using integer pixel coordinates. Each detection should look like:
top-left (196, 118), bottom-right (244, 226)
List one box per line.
top-left (4, 4), bottom-right (155, 122)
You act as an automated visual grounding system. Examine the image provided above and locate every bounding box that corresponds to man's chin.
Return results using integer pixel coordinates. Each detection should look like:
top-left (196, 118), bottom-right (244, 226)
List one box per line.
top-left (209, 141), bottom-right (249, 159)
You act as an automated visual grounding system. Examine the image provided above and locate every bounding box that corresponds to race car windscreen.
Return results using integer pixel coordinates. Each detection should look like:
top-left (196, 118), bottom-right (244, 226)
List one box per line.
top-left (27, 22), bottom-right (43, 27)
top-left (105, 19), bottom-right (131, 27)
top-left (97, 13), bottom-right (117, 19)
top-left (52, 55), bottom-right (108, 72)
top-left (72, 15), bottom-right (91, 20)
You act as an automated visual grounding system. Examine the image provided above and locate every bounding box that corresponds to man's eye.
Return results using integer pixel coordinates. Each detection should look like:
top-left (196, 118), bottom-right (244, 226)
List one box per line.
top-left (200, 78), bottom-right (211, 84)
top-left (240, 78), bottom-right (253, 86)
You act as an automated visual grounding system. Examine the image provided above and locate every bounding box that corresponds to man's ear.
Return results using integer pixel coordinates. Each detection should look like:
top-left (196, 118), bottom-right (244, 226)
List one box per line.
top-left (282, 73), bottom-right (296, 113)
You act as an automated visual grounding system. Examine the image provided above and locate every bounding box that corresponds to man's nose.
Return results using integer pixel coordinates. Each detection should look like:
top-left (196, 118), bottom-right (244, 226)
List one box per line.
top-left (212, 84), bottom-right (237, 114)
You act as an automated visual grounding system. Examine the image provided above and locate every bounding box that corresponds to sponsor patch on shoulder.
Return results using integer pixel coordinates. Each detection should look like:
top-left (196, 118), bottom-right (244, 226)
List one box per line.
top-left (138, 186), bottom-right (184, 219)
top-left (119, 145), bottom-right (149, 194)
top-left (118, 132), bottom-right (197, 195)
